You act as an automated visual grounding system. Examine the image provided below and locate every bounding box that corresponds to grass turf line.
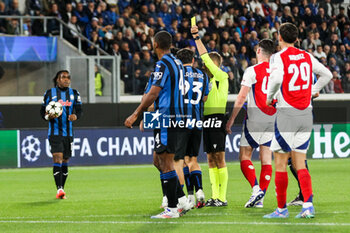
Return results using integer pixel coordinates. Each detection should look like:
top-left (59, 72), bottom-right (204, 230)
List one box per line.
top-left (0, 159), bottom-right (349, 233)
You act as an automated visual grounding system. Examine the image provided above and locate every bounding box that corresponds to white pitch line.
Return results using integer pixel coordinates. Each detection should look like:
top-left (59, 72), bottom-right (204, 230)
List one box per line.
top-left (0, 211), bottom-right (348, 220)
top-left (0, 220), bottom-right (350, 227)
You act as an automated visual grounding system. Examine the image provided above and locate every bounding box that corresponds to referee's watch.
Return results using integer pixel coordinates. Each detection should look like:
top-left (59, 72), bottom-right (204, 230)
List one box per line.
top-left (194, 35), bottom-right (200, 40)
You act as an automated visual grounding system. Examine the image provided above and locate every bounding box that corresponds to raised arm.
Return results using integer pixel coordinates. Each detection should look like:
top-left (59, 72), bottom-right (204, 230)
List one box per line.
top-left (191, 26), bottom-right (228, 81)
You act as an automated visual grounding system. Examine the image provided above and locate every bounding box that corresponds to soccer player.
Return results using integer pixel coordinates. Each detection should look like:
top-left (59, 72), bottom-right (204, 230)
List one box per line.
top-left (124, 31), bottom-right (186, 219)
top-left (40, 70), bottom-right (82, 199)
top-left (174, 48), bottom-right (209, 208)
top-left (226, 39), bottom-right (276, 208)
top-left (191, 25), bottom-right (229, 207)
top-left (263, 23), bottom-right (332, 218)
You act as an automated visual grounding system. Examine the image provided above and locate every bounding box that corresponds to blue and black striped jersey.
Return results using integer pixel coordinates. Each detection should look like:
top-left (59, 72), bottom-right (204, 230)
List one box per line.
top-left (182, 66), bottom-right (209, 127)
top-left (149, 53), bottom-right (185, 120)
top-left (41, 87), bottom-right (82, 138)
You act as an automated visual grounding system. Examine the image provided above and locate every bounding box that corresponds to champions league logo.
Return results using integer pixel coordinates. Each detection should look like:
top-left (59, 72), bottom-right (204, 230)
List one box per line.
top-left (21, 135), bottom-right (41, 162)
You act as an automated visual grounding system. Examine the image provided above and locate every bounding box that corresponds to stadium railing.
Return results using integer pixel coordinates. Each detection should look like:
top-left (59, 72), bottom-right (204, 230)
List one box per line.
top-left (0, 15), bottom-right (108, 56)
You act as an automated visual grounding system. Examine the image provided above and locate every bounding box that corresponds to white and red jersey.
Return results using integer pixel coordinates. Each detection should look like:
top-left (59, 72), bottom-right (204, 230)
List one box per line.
top-left (267, 47), bottom-right (332, 111)
top-left (241, 61), bottom-right (276, 122)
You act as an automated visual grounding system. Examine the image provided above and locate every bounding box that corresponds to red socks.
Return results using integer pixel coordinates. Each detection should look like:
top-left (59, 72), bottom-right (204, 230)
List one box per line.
top-left (240, 160), bottom-right (258, 188)
top-left (297, 169), bottom-right (313, 202)
top-left (259, 165), bottom-right (272, 193)
top-left (275, 171), bottom-right (288, 208)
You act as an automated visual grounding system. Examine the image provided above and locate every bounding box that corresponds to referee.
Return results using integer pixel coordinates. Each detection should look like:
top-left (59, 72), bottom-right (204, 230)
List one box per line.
top-left (191, 26), bottom-right (229, 207)
top-left (40, 70), bottom-right (82, 199)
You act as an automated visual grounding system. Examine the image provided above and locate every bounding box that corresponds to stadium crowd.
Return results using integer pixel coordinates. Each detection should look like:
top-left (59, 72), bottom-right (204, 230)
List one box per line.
top-left (1, 0), bottom-right (350, 94)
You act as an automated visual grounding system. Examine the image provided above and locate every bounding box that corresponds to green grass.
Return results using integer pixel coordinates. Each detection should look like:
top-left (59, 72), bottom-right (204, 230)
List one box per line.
top-left (0, 159), bottom-right (350, 233)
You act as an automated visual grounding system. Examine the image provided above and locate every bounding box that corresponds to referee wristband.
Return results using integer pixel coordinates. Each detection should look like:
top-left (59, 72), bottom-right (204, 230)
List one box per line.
top-left (44, 115), bottom-right (50, 121)
top-left (194, 35), bottom-right (200, 40)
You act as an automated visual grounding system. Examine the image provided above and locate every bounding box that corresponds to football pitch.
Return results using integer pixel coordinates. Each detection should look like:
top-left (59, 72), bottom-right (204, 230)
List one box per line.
top-left (1, 159), bottom-right (349, 233)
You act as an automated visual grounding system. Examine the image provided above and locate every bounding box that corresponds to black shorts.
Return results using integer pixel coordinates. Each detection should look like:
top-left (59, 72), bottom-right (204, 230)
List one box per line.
top-left (174, 128), bottom-right (202, 161)
top-left (49, 136), bottom-right (73, 159)
top-left (154, 128), bottom-right (177, 154)
top-left (203, 114), bottom-right (227, 153)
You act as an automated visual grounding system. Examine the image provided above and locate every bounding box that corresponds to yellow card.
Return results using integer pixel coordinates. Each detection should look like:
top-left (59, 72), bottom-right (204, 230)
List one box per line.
top-left (191, 17), bottom-right (196, 27)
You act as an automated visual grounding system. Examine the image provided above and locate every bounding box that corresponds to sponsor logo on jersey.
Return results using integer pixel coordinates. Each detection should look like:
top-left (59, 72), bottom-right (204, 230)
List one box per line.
top-left (153, 72), bottom-right (163, 81)
top-left (58, 99), bottom-right (72, 106)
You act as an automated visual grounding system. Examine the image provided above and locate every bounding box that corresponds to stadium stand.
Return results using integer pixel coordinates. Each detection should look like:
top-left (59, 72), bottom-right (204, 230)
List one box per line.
top-left (0, 0), bottom-right (350, 94)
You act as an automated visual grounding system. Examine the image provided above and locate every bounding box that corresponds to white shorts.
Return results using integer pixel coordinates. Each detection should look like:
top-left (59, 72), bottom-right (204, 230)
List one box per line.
top-left (270, 111), bottom-right (312, 154)
top-left (240, 120), bottom-right (274, 148)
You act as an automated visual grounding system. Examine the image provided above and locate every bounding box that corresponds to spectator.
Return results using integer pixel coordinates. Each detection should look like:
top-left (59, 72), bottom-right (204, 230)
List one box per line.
top-left (329, 57), bottom-right (340, 74)
top-left (332, 71), bottom-right (344, 93)
top-left (236, 16), bottom-right (248, 38)
top-left (221, 5), bottom-right (234, 24)
top-left (0, 2), bottom-right (7, 33)
top-left (308, 0), bottom-right (319, 16)
top-left (302, 32), bottom-right (320, 51)
top-left (249, 31), bottom-right (259, 49)
top-left (320, 0), bottom-right (334, 17)
top-left (26, 0), bottom-right (43, 16)
top-left (237, 45), bottom-right (250, 66)
top-left (259, 21), bottom-right (272, 39)
top-left (86, 2), bottom-right (98, 21)
top-left (314, 45), bottom-right (327, 60)
top-left (7, 0), bottom-right (20, 15)
top-left (148, 3), bottom-right (158, 21)
top-left (120, 41), bottom-right (132, 61)
top-left (61, 3), bottom-right (73, 24)
top-left (315, 7), bottom-right (330, 26)
top-left (103, 3), bottom-right (118, 26)
top-left (94, 65), bottom-right (104, 96)
top-left (108, 41), bottom-right (121, 57)
top-left (127, 53), bottom-right (142, 94)
top-left (86, 30), bottom-right (104, 55)
top-left (267, 10), bottom-right (279, 28)
top-left (85, 17), bottom-right (104, 41)
top-left (220, 31), bottom-right (231, 48)
top-left (182, 4), bottom-right (192, 20)
top-left (139, 5), bottom-right (149, 23)
top-left (158, 3), bottom-right (172, 27)
top-left (253, 7), bottom-right (264, 26)
top-left (250, 0), bottom-right (264, 17)
top-left (325, 33), bottom-right (341, 48)
top-left (261, 0), bottom-right (271, 16)
top-left (319, 21), bottom-right (329, 42)
top-left (6, 18), bottom-right (20, 35)
top-left (207, 40), bottom-right (218, 53)
top-left (168, 19), bottom-right (179, 36)
top-left (302, 7), bottom-right (314, 26)
top-left (64, 15), bottom-right (82, 47)
top-left (343, 71), bottom-right (350, 93)
top-left (74, 3), bottom-right (89, 27)
top-left (281, 6), bottom-right (293, 24)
